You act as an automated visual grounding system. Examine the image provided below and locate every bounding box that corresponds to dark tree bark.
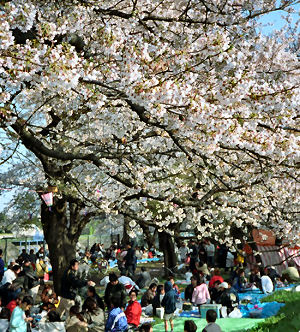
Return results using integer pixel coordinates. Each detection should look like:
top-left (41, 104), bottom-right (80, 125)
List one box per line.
top-left (41, 196), bottom-right (90, 295)
top-left (139, 223), bottom-right (157, 249)
top-left (158, 231), bottom-right (177, 276)
top-left (121, 217), bottom-right (130, 246)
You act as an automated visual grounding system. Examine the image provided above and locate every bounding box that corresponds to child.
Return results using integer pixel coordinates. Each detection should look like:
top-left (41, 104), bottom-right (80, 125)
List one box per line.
top-left (105, 297), bottom-right (128, 332)
top-left (10, 295), bottom-right (33, 332)
top-left (202, 309), bottom-right (222, 332)
top-left (192, 276), bottom-right (210, 315)
top-left (168, 276), bottom-right (180, 299)
top-left (161, 281), bottom-right (176, 332)
top-left (125, 289), bottom-right (142, 328)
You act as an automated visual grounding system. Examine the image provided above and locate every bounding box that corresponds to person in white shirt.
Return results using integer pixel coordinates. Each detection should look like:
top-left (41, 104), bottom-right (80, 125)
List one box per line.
top-left (1, 265), bottom-right (21, 286)
top-left (204, 240), bottom-right (215, 267)
top-left (261, 275), bottom-right (274, 294)
top-left (178, 243), bottom-right (189, 263)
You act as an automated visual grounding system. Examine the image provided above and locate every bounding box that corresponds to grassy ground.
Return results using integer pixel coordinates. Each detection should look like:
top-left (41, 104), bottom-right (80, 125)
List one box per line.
top-left (249, 289), bottom-right (300, 332)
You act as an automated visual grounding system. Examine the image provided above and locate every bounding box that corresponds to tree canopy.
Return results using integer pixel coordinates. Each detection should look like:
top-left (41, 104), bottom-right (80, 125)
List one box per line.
top-left (0, 0), bottom-right (299, 249)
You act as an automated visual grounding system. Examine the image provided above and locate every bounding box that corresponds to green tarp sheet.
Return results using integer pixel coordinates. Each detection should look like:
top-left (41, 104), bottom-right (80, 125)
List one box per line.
top-left (153, 318), bottom-right (265, 332)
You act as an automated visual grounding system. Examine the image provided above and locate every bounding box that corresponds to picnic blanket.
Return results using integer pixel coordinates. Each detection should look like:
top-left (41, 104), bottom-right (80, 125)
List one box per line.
top-left (154, 317), bottom-right (265, 332)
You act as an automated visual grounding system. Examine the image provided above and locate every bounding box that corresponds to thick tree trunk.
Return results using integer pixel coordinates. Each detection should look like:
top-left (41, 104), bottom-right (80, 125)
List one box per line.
top-left (41, 197), bottom-right (89, 295)
top-left (140, 224), bottom-right (156, 249)
top-left (158, 231), bottom-right (177, 277)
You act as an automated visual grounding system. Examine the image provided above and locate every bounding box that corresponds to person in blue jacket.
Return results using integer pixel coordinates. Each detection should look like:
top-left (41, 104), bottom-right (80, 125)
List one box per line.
top-left (105, 297), bottom-right (128, 332)
top-left (161, 281), bottom-right (176, 332)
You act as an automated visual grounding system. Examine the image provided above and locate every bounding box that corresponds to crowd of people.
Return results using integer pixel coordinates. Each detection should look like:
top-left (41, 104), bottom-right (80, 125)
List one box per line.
top-left (0, 239), bottom-right (298, 332)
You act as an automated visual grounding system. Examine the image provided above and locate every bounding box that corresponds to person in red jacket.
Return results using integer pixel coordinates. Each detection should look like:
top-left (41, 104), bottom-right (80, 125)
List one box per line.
top-left (125, 289), bottom-right (142, 328)
top-left (6, 296), bottom-right (21, 314)
top-left (208, 268), bottom-right (224, 288)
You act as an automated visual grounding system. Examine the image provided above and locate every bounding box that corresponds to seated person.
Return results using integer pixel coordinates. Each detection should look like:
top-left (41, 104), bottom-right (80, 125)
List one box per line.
top-left (202, 309), bottom-right (221, 332)
top-left (152, 285), bottom-right (165, 316)
top-left (208, 269), bottom-right (224, 288)
top-left (217, 282), bottom-right (239, 314)
top-left (125, 289), bottom-right (142, 328)
top-left (10, 296), bottom-right (34, 332)
top-left (141, 283), bottom-right (157, 307)
top-left (232, 269), bottom-right (247, 292)
top-left (82, 297), bottom-right (105, 332)
top-left (136, 267), bottom-right (151, 289)
top-left (0, 307), bottom-right (10, 331)
top-left (83, 286), bottom-right (105, 311)
top-left (209, 280), bottom-right (222, 303)
top-left (260, 273), bottom-right (274, 294)
top-left (105, 297), bottom-right (128, 332)
top-left (65, 305), bottom-right (88, 332)
top-left (139, 323), bottom-right (153, 332)
top-left (282, 261), bottom-right (300, 283)
top-left (184, 320), bottom-right (197, 332)
top-left (38, 310), bottom-right (66, 332)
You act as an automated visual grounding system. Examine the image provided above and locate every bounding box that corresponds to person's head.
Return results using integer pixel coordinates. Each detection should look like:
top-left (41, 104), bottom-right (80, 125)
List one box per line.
top-left (22, 249), bottom-right (26, 253)
top-left (129, 289), bottom-right (138, 302)
top-left (40, 247), bottom-right (44, 253)
top-left (30, 249), bottom-right (34, 254)
top-left (87, 286), bottom-right (96, 298)
top-left (196, 276), bottom-right (205, 286)
top-left (126, 243), bottom-right (132, 249)
top-left (141, 267), bottom-right (146, 272)
top-left (0, 307), bottom-right (10, 320)
top-left (12, 264), bottom-right (21, 275)
top-left (84, 297), bottom-right (97, 312)
top-left (226, 280), bottom-right (233, 289)
top-left (23, 259), bottom-right (31, 266)
top-left (48, 310), bottom-right (61, 322)
top-left (218, 282), bottom-right (229, 291)
top-left (213, 280), bottom-right (221, 289)
top-left (69, 259), bottom-right (79, 271)
top-left (184, 320), bottom-right (197, 332)
top-left (149, 283), bottom-right (157, 293)
top-left (20, 296), bottom-right (33, 311)
top-left (139, 323), bottom-right (153, 332)
top-left (109, 272), bottom-right (118, 285)
top-left (191, 276), bottom-right (198, 287)
top-left (238, 269), bottom-right (245, 277)
top-left (156, 284), bottom-right (164, 296)
top-left (168, 275), bottom-right (175, 285)
top-left (111, 296), bottom-right (121, 309)
top-left (206, 309), bottom-right (217, 323)
top-left (213, 268), bottom-right (221, 276)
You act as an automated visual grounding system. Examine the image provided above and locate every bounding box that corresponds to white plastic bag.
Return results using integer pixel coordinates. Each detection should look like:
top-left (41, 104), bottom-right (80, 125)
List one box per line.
top-left (228, 308), bottom-right (242, 318)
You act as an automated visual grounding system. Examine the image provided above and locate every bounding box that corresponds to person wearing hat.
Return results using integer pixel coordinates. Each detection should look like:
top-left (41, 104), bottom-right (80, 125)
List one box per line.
top-left (217, 282), bottom-right (238, 314)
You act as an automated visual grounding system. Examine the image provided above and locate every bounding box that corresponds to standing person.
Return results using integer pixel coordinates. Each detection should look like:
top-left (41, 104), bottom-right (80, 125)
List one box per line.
top-left (202, 310), bottom-right (222, 332)
top-left (189, 240), bottom-right (199, 273)
top-left (124, 243), bottom-right (136, 278)
top-left (225, 251), bottom-right (235, 272)
top-left (161, 281), bottom-right (176, 332)
top-left (104, 273), bottom-right (127, 310)
top-left (125, 289), bottom-right (142, 329)
top-left (36, 257), bottom-right (49, 284)
top-left (140, 283), bottom-right (157, 307)
top-left (204, 240), bottom-right (215, 268)
top-left (168, 276), bottom-right (180, 299)
top-left (192, 277), bottom-right (210, 315)
top-left (9, 295), bottom-right (33, 332)
top-left (58, 259), bottom-right (94, 319)
top-left (0, 249), bottom-right (5, 282)
top-left (178, 243), bottom-right (189, 263)
top-left (82, 297), bottom-right (105, 332)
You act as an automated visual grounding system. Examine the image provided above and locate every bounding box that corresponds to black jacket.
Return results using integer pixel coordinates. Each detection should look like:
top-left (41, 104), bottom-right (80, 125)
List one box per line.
top-left (184, 284), bottom-right (194, 302)
top-left (104, 282), bottom-right (127, 309)
top-left (23, 265), bottom-right (39, 291)
top-left (124, 248), bottom-right (136, 267)
top-left (61, 269), bottom-right (87, 300)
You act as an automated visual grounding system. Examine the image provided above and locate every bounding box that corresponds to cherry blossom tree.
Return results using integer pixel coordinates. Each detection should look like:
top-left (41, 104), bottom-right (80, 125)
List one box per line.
top-left (1, 0), bottom-right (299, 290)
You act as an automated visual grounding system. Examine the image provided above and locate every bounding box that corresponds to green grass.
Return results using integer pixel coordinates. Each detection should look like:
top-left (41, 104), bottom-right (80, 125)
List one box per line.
top-left (249, 289), bottom-right (300, 332)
